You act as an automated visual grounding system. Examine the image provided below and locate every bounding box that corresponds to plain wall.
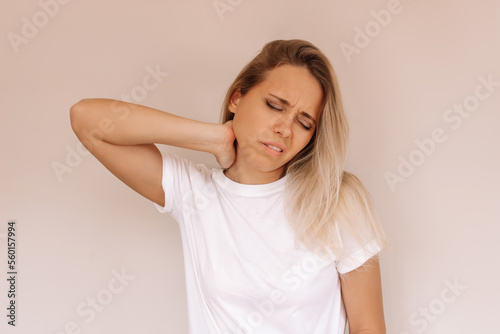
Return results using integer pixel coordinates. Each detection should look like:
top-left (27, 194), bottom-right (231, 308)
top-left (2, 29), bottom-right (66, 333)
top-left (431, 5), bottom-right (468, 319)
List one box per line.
top-left (1, 0), bottom-right (499, 333)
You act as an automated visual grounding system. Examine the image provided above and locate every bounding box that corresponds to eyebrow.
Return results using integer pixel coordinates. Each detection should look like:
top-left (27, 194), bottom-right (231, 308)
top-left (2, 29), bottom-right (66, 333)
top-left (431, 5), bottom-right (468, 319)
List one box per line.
top-left (269, 94), bottom-right (317, 126)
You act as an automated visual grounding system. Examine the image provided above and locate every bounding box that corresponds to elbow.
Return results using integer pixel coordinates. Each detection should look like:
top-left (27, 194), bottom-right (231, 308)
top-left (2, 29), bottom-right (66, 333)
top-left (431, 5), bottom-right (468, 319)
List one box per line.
top-left (69, 99), bottom-right (91, 135)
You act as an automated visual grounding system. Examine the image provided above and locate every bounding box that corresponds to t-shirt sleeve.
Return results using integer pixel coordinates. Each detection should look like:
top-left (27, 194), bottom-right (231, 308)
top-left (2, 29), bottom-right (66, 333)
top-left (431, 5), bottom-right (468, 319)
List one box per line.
top-left (333, 215), bottom-right (384, 274)
top-left (153, 151), bottom-right (212, 220)
top-left (335, 237), bottom-right (382, 274)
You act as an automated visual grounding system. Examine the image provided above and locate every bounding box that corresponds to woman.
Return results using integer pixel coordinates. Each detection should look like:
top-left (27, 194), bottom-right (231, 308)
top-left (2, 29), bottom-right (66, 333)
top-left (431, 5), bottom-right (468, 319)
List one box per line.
top-left (70, 39), bottom-right (387, 333)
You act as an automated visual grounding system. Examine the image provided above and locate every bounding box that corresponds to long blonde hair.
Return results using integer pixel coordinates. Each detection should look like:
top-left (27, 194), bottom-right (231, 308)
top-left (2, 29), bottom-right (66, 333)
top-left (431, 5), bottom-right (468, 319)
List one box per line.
top-left (220, 40), bottom-right (386, 266)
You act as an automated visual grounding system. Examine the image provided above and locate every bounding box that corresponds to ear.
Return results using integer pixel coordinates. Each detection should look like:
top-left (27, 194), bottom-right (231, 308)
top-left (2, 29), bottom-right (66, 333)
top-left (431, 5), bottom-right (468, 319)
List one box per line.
top-left (228, 88), bottom-right (241, 114)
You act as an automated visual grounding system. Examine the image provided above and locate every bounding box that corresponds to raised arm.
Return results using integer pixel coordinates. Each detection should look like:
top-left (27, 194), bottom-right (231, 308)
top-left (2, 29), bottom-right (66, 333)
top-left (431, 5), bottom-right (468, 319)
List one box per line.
top-left (69, 98), bottom-right (235, 206)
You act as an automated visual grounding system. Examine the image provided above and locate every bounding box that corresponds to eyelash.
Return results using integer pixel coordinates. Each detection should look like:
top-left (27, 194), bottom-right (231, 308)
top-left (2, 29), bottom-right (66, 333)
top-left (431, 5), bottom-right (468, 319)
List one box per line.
top-left (266, 100), bottom-right (312, 131)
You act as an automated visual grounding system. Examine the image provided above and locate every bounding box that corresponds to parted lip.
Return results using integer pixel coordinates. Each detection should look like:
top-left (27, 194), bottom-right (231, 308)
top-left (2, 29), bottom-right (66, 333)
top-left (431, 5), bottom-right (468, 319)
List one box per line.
top-left (262, 141), bottom-right (286, 153)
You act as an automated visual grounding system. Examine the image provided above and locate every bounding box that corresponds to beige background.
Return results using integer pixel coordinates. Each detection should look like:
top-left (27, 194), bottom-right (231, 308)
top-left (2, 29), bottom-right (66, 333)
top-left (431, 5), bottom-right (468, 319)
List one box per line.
top-left (1, 0), bottom-right (499, 333)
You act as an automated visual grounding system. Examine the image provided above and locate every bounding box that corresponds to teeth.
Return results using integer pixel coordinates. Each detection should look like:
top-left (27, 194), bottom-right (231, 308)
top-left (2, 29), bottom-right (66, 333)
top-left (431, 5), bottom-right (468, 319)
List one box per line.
top-left (266, 144), bottom-right (282, 152)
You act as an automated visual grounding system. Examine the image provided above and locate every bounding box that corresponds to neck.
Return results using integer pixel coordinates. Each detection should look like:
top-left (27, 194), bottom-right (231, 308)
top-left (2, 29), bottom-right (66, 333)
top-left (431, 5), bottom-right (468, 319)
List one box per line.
top-left (223, 157), bottom-right (284, 185)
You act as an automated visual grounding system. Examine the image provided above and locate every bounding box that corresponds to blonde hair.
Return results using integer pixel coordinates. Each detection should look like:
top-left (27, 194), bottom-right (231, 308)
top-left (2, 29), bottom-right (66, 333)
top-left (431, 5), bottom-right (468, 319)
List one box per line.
top-left (220, 40), bottom-right (386, 266)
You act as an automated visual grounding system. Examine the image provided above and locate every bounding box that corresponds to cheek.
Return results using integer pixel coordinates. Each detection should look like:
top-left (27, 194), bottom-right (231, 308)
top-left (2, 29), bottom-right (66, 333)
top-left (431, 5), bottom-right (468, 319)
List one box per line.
top-left (231, 120), bottom-right (243, 142)
top-left (294, 133), bottom-right (315, 152)
top-left (231, 114), bottom-right (251, 143)
top-left (298, 130), bottom-right (313, 142)
top-left (232, 109), bottom-right (261, 138)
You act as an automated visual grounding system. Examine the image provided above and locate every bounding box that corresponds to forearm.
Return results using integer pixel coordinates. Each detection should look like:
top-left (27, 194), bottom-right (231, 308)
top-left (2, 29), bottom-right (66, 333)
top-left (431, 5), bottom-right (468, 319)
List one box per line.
top-left (70, 98), bottom-right (223, 154)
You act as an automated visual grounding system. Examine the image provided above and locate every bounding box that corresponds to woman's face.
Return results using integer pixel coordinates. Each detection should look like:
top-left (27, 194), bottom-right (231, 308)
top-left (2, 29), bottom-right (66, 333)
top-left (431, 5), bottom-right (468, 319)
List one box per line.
top-left (227, 64), bottom-right (323, 184)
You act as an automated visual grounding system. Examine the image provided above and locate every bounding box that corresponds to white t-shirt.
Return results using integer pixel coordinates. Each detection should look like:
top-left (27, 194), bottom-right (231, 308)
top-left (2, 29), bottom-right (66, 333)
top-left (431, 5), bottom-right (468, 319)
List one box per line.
top-left (154, 152), bottom-right (381, 334)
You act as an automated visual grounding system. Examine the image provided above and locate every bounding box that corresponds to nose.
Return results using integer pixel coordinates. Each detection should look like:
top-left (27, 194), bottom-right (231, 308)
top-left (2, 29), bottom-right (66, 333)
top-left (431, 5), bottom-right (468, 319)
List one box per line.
top-left (273, 113), bottom-right (293, 138)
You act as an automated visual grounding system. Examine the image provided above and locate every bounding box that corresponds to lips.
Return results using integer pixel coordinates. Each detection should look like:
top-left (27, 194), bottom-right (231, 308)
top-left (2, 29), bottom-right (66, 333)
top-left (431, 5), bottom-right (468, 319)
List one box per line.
top-left (262, 141), bottom-right (286, 153)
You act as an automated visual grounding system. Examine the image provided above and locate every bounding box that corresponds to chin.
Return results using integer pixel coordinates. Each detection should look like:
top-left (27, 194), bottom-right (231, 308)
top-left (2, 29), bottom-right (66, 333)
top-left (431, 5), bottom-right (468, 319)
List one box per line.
top-left (254, 159), bottom-right (287, 174)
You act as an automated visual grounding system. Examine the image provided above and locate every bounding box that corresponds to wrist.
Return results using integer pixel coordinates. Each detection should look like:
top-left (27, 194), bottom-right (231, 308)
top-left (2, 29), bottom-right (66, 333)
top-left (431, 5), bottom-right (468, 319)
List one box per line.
top-left (205, 123), bottom-right (230, 155)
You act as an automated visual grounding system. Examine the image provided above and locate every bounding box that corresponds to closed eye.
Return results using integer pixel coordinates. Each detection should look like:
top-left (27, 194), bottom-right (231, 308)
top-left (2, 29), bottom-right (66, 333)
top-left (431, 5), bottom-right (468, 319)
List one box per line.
top-left (266, 100), bottom-right (283, 111)
top-left (266, 100), bottom-right (312, 131)
top-left (300, 121), bottom-right (312, 131)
